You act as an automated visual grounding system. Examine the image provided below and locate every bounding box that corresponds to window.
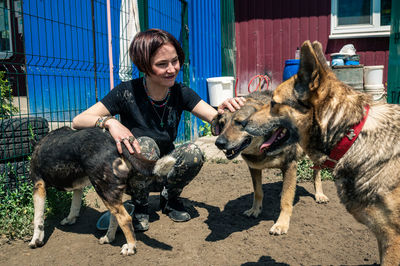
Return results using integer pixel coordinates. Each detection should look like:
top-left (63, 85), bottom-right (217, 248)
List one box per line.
top-left (0, 0), bottom-right (12, 59)
top-left (330, 0), bottom-right (392, 39)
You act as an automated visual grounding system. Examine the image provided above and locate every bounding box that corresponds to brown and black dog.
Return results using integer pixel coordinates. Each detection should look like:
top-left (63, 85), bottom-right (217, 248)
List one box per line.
top-left (245, 41), bottom-right (400, 265)
top-left (211, 91), bottom-right (328, 235)
top-left (28, 127), bottom-right (176, 255)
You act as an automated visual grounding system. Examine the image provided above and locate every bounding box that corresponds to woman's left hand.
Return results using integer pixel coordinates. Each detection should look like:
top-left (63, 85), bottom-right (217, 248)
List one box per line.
top-left (217, 97), bottom-right (246, 114)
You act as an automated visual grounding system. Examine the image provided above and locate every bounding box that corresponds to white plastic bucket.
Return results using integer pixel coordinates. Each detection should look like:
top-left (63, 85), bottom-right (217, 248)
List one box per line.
top-left (364, 84), bottom-right (386, 102)
top-left (364, 65), bottom-right (384, 86)
top-left (206, 76), bottom-right (235, 107)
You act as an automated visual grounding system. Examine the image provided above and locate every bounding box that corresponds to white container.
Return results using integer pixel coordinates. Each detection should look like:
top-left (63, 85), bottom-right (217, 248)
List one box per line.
top-left (364, 84), bottom-right (386, 102)
top-left (206, 76), bottom-right (235, 107)
top-left (364, 65), bottom-right (384, 86)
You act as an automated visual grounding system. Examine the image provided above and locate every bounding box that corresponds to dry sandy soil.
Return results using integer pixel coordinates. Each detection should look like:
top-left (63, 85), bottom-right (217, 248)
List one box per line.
top-left (0, 161), bottom-right (379, 266)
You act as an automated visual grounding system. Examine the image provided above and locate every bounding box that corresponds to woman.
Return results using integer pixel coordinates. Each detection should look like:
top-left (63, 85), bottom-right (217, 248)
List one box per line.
top-left (72, 28), bottom-right (244, 231)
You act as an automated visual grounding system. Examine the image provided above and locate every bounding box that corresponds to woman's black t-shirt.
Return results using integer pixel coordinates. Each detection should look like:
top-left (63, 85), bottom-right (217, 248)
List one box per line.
top-left (101, 77), bottom-right (202, 156)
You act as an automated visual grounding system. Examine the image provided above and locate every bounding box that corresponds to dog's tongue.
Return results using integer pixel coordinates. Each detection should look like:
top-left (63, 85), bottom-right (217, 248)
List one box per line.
top-left (260, 128), bottom-right (282, 151)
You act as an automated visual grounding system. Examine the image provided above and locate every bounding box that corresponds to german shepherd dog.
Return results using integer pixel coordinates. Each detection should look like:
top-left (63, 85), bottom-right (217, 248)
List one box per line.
top-left (28, 127), bottom-right (176, 255)
top-left (245, 41), bottom-right (400, 265)
top-left (210, 91), bottom-right (328, 235)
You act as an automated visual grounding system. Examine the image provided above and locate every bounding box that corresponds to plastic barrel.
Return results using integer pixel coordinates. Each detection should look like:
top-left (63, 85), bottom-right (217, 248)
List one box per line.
top-left (283, 59), bottom-right (300, 81)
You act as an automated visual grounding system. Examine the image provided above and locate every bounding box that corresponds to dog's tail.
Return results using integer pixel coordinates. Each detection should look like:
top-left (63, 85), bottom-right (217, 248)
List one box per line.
top-left (122, 147), bottom-right (176, 177)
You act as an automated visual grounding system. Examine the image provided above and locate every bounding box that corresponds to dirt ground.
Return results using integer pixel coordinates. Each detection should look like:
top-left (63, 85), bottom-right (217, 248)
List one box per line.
top-left (0, 161), bottom-right (379, 266)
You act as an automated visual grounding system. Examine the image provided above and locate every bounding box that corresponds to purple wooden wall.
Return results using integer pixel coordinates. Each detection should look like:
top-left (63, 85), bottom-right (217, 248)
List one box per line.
top-left (234, 0), bottom-right (389, 95)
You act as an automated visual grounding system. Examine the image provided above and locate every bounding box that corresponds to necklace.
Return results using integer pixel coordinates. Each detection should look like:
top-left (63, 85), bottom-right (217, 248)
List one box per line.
top-left (152, 104), bottom-right (167, 128)
top-left (143, 78), bottom-right (171, 107)
top-left (143, 78), bottom-right (170, 128)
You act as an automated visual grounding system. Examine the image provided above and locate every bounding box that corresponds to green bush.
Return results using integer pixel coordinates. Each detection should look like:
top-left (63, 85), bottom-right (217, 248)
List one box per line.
top-left (0, 170), bottom-right (35, 239)
top-left (0, 168), bottom-right (80, 240)
top-left (296, 157), bottom-right (333, 181)
top-left (0, 71), bottom-right (18, 118)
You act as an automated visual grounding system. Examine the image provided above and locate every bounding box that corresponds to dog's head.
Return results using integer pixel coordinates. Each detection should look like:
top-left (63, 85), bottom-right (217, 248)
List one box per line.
top-left (245, 41), bottom-right (370, 160)
top-left (244, 41), bottom-right (329, 155)
top-left (211, 91), bottom-right (297, 158)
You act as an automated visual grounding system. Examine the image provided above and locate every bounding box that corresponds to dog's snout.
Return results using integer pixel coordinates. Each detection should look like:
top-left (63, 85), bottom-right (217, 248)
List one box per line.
top-left (271, 100), bottom-right (276, 109)
top-left (215, 136), bottom-right (227, 150)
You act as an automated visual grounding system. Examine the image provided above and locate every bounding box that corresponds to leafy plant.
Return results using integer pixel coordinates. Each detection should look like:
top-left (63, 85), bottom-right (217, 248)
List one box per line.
top-left (0, 71), bottom-right (18, 118)
top-left (0, 166), bottom-right (85, 240)
top-left (0, 168), bottom-right (35, 240)
top-left (296, 157), bottom-right (333, 181)
top-left (199, 121), bottom-right (212, 137)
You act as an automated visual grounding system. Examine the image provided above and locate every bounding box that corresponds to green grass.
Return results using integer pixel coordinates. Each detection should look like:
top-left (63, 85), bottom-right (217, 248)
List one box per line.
top-left (0, 168), bottom-right (84, 241)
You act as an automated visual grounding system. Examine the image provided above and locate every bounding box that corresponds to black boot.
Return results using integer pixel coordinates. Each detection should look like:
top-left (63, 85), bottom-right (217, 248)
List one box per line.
top-left (132, 202), bottom-right (149, 232)
top-left (160, 187), bottom-right (191, 222)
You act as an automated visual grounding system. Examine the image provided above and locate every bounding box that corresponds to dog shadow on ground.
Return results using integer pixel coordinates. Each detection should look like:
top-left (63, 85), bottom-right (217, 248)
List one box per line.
top-left (192, 181), bottom-right (313, 242)
top-left (242, 255), bottom-right (290, 266)
top-left (51, 203), bottom-right (173, 251)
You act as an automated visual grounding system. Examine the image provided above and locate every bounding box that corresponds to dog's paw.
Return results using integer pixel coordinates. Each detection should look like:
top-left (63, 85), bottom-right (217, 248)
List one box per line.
top-left (28, 229), bottom-right (45, 248)
top-left (269, 222), bottom-right (289, 235)
top-left (243, 207), bottom-right (262, 218)
top-left (120, 243), bottom-right (136, 256)
top-left (315, 193), bottom-right (329, 204)
top-left (28, 238), bottom-right (44, 248)
top-left (99, 235), bottom-right (115, 244)
top-left (60, 216), bottom-right (78, 225)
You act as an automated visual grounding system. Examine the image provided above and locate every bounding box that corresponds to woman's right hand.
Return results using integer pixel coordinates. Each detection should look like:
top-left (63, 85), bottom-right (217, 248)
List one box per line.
top-left (104, 118), bottom-right (141, 154)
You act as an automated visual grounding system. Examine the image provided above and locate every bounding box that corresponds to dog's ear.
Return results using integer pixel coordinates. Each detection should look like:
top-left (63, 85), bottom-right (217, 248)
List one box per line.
top-left (296, 40), bottom-right (331, 96)
top-left (297, 40), bottom-right (319, 90)
top-left (312, 41), bottom-right (330, 73)
top-left (210, 114), bottom-right (221, 136)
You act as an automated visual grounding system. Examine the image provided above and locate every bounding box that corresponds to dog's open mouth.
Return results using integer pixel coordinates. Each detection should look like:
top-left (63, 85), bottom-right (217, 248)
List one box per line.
top-left (260, 127), bottom-right (289, 153)
top-left (223, 137), bottom-right (252, 160)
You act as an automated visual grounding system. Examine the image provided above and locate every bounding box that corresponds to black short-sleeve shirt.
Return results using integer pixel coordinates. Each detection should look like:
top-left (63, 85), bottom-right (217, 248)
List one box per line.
top-left (101, 77), bottom-right (202, 156)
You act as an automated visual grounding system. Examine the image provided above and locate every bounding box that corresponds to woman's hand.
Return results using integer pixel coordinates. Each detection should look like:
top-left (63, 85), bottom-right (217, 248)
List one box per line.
top-left (105, 118), bottom-right (141, 154)
top-left (217, 97), bottom-right (246, 114)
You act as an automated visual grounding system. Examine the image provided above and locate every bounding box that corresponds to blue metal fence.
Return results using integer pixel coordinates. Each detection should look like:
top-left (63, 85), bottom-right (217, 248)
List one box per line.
top-left (21, 0), bottom-right (222, 132)
top-left (1, 0), bottom-right (223, 187)
top-left (23, 0), bottom-right (121, 121)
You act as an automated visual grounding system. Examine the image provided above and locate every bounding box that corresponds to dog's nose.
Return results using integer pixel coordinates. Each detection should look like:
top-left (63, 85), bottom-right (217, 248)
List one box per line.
top-left (215, 136), bottom-right (227, 150)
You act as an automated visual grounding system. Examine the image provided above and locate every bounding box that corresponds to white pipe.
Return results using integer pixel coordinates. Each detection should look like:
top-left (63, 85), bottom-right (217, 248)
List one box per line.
top-left (107, 0), bottom-right (114, 90)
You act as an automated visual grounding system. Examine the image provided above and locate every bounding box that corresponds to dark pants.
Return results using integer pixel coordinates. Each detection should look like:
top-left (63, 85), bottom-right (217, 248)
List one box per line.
top-left (126, 136), bottom-right (204, 206)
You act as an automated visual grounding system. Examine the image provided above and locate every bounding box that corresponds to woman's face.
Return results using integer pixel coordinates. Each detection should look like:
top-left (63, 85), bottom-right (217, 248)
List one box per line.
top-left (148, 42), bottom-right (180, 89)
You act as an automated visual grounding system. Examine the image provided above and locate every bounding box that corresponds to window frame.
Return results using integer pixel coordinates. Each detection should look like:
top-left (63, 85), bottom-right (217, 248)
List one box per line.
top-left (0, 0), bottom-right (13, 59)
top-left (330, 0), bottom-right (391, 39)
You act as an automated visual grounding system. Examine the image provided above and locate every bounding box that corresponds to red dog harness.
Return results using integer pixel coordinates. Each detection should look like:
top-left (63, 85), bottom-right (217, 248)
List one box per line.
top-left (312, 105), bottom-right (370, 169)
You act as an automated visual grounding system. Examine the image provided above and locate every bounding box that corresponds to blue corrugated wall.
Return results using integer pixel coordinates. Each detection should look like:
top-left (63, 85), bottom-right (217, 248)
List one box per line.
top-left (188, 0), bottom-right (221, 101)
top-left (188, 0), bottom-right (221, 135)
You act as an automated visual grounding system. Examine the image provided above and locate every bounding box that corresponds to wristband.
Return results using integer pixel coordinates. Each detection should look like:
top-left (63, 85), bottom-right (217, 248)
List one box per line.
top-left (95, 116), bottom-right (115, 129)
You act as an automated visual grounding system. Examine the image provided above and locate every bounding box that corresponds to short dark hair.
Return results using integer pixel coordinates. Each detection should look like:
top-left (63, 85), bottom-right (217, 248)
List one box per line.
top-left (129, 28), bottom-right (185, 75)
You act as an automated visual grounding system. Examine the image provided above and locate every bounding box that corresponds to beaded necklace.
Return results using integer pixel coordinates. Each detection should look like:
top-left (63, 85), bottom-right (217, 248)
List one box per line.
top-left (143, 78), bottom-right (171, 107)
top-left (143, 78), bottom-right (170, 128)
